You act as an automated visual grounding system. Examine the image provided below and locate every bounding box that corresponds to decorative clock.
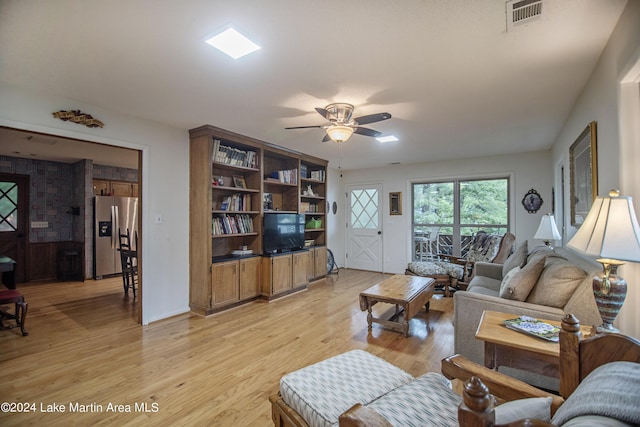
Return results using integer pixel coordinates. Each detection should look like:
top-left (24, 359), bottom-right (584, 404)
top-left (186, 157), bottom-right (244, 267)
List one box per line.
top-left (522, 189), bottom-right (543, 214)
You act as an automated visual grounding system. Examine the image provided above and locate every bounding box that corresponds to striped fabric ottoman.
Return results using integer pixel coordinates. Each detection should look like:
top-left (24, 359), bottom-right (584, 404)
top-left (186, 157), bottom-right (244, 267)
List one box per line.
top-left (279, 350), bottom-right (462, 427)
top-left (280, 350), bottom-right (413, 427)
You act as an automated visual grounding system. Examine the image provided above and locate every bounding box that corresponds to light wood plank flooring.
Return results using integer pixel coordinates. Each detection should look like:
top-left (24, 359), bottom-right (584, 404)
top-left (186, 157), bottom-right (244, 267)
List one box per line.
top-left (0, 269), bottom-right (454, 426)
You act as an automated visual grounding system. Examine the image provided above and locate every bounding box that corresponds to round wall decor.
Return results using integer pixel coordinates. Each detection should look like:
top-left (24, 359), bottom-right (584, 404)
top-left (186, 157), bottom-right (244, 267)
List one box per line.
top-left (522, 188), bottom-right (543, 214)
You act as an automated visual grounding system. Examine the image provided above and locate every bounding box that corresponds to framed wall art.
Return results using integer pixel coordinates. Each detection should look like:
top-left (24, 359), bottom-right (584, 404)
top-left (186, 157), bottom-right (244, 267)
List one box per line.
top-left (389, 192), bottom-right (402, 215)
top-left (569, 121), bottom-right (598, 226)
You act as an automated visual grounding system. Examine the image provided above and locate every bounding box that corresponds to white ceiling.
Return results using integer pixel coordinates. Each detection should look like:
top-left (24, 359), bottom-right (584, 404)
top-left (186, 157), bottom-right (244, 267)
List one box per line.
top-left (0, 0), bottom-right (627, 170)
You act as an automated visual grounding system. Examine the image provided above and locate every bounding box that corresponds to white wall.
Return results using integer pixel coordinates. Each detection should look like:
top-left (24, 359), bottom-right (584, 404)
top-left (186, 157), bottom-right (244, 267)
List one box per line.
top-left (550, 2), bottom-right (640, 338)
top-left (326, 167), bottom-right (346, 268)
top-left (335, 150), bottom-right (551, 274)
top-left (0, 81), bottom-right (190, 325)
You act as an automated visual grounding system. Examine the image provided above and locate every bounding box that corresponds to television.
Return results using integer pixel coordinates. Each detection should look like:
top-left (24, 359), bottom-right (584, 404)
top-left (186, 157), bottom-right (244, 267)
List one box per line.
top-left (263, 213), bottom-right (305, 254)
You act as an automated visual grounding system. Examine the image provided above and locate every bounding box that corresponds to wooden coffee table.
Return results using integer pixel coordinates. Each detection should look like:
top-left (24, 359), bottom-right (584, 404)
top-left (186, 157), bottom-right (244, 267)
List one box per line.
top-left (359, 275), bottom-right (435, 336)
top-left (475, 310), bottom-right (591, 378)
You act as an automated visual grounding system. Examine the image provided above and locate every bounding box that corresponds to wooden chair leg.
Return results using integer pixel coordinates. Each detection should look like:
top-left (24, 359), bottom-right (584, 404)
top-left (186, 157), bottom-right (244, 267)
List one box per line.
top-left (16, 300), bottom-right (28, 336)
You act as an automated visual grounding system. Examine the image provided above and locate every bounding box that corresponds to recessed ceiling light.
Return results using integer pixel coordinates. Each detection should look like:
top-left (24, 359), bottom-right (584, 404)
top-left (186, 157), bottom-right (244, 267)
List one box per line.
top-left (376, 135), bottom-right (398, 143)
top-left (205, 28), bottom-right (261, 59)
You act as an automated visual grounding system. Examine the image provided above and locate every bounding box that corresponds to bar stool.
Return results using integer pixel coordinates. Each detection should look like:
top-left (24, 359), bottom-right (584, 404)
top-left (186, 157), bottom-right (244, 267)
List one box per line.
top-left (0, 289), bottom-right (28, 336)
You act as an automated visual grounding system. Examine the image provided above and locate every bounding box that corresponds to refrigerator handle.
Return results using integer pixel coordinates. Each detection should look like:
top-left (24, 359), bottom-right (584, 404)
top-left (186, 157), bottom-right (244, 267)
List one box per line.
top-left (111, 205), bottom-right (117, 249)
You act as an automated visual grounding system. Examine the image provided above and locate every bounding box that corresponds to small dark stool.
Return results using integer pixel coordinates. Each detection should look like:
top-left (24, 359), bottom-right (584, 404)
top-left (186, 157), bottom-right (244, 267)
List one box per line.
top-left (0, 289), bottom-right (28, 336)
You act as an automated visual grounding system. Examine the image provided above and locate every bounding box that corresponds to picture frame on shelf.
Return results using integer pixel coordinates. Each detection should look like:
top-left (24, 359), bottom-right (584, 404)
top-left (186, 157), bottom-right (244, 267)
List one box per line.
top-left (233, 175), bottom-right (247, 189)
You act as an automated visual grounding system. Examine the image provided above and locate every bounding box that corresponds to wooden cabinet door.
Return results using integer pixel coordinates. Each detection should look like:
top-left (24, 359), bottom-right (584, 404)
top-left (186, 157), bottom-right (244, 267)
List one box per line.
top-left (239, 257), bottom-right (260, 300)
top-left (292, 251), bottom-right (309, 288)
top-left (212, 261), bottom-right (239, 306)
top-left (271, 255), bottom-right (292, 295)
top-left (111, 182), bottom-right (133, 196)
top-left (93, 179), bottom-right (110, 196)
top-left (313, 247), bottom-right (327, 279)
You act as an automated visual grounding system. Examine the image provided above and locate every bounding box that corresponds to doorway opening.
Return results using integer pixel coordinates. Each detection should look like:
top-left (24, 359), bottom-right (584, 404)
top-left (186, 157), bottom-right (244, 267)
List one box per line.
top-left (0, 126), bottom-right (142, 324)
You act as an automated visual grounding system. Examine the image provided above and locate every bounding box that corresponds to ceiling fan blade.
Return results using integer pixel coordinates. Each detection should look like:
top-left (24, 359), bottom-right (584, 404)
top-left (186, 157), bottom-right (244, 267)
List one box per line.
top-left (354, 127), bottom-right (382, 137)
top-left (353, 112), bottom-right (391, 125)
top-left (285, 125), bottom-right (323, 130)
top-left (321, 134), bottom-right (331, 142)
top-left (315, 107), bottom-right (334, 120)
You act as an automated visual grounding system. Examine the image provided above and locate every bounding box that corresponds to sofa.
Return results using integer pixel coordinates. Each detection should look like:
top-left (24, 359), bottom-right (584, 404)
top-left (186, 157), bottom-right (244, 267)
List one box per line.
top-left (453, 242), bottom-right (603, 390)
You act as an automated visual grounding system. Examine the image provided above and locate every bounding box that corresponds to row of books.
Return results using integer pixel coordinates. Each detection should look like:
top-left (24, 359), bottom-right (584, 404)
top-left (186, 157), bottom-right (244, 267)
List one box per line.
top-left (212, 214), bottom-right (254, 235)
top-left (300, 165), bottom-right (325, 182)
top-left (269, 169), bottom-right (298, 184)
top-left (300, 201), bottom-right (322, 213)
top-left (219, 193), bottom-right (252, 211)
top-left (213, 139), bottom-right (258, 169)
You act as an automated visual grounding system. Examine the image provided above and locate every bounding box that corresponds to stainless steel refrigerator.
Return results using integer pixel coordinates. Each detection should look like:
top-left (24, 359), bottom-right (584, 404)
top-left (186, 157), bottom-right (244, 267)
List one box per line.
top-left (93, 196), bottom-right (138, 279)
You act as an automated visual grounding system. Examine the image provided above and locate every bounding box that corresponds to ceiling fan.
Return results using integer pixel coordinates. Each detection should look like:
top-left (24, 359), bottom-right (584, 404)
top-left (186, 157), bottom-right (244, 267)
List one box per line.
top-left (285, 103), bottom-right (391, 143)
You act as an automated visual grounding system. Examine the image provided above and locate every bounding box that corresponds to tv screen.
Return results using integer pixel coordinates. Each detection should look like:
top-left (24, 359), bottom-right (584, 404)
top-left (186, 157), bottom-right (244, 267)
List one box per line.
top-left (263, 213), bottom-right (305, 254)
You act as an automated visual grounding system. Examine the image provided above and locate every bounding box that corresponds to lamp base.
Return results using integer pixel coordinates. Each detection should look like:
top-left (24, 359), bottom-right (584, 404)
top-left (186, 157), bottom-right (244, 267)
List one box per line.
top-left (593, 260), bottom-right (627, 333)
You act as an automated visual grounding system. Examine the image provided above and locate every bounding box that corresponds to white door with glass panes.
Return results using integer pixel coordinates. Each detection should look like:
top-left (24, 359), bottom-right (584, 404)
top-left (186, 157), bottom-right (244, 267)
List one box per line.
top-left (347, 184), bottom-right (383, 272)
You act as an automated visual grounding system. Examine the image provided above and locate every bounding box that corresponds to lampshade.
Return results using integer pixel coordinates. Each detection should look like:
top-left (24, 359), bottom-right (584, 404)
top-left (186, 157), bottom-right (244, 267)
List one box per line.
top-left (326, 125), bottom-right (354, 143)
top-left (567, 189), bottom-right (640, 263)
top-left (534, 213), bottom-right (561, 243)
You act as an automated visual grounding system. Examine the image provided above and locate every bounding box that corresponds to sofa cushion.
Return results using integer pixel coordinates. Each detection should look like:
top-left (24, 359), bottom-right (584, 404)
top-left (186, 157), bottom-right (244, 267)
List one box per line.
top-left (526, 259), bottom-right (587, 308)
top-left (499, 266), bottom-right (521, 296)
top-left (368, 372), bottom-right (461, 427)
top-left (502, 240), bottom-right (528, 276)
top-left (500, 256), bottom-right (546, 301)
top-left (433, 261), bottom-right (465, 279)
top-left (280, 350), bottom-right (414, 427)
top-left (495, 397), bottom-right (552, 424)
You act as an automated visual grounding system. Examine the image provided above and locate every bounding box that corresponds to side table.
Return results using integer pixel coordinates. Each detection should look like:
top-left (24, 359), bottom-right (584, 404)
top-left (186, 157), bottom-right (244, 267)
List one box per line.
top-left (475, 310), bottom-right (591, 378)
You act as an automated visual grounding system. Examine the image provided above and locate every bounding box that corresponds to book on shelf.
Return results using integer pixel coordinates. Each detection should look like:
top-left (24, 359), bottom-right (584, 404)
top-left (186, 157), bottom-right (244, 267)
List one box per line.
top-left (213, 139), bottom-right (258, 168)
top-left (300, 164), bottom-right (308, 179)
top-left (503, 316), bottom-right (560, 342)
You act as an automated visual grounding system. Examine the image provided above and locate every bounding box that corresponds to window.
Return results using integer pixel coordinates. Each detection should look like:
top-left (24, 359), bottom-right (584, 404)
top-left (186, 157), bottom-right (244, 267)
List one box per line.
top-left (412, 178), bottom-right (509, 259)
top-left (0, 181), bottom-right (19, 232)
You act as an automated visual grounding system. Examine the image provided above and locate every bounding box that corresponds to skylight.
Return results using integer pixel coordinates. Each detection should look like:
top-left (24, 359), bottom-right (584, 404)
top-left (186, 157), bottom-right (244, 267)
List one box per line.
top-left (376, 135), bottom-right (399, 143)
top-left (205, 28), bottom-right (261, 59)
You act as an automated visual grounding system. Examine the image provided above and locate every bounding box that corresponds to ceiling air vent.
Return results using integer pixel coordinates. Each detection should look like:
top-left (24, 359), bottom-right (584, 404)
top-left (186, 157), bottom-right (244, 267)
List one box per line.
top-left (506, 0), bottom-right (543, 31)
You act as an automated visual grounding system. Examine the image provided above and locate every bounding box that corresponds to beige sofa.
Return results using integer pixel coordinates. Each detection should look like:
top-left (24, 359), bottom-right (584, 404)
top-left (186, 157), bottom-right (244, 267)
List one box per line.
top-left (453, 244), bottom-right (602, 391)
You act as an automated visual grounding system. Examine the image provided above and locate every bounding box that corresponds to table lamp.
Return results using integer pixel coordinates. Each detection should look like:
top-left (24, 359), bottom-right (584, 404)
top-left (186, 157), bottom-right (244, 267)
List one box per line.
top-left (534, 213), bottom-right (562, 248)
top-left (567, 189), bottom-right (640, 332)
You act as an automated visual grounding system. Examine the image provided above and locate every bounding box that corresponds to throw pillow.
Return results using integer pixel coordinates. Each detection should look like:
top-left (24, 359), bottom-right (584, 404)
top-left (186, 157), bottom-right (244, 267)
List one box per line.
top-left (502, 240), bottom-right (528, 277)
top-left (526, 260), bottom-right (587, 308)
top-left (495, 397), bottom-right (552, 424)
top-left (500, 256), bottom-right (546, 301)
top-left (499, 266), bottom-right (521, 297)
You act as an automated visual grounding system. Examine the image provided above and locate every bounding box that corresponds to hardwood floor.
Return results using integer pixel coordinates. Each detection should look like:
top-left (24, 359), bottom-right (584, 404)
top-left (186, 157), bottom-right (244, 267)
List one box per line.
top-left (0, 270), bottom-right (454, 426)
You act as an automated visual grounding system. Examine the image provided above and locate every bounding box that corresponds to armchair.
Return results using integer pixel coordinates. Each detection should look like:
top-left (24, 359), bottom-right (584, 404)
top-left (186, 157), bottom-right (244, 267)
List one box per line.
top-left (406, 231), bottom-right (515, 296)
top-left (339, 314), bottom-right (640, 427)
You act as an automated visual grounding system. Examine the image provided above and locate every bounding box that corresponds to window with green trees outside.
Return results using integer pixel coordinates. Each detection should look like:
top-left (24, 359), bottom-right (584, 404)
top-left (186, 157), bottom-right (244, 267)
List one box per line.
top-left (412, 178), bottom-right (509, 259)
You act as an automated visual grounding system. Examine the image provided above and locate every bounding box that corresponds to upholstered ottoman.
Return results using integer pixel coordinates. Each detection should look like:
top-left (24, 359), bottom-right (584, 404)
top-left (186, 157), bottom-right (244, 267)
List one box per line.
top-left (405, 261), bottom-right (461, 297)
top-left (278, 350), bottom-right (413, 427)
top-left (274, 350), bottom-right (463, 427)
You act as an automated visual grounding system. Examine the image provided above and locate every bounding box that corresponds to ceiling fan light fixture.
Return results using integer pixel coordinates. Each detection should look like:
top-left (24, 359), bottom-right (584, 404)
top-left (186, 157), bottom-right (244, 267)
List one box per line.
top-left (326, 125), bottom-right (354, 143)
